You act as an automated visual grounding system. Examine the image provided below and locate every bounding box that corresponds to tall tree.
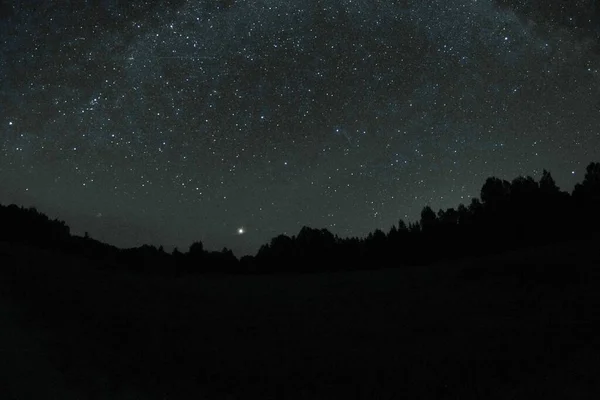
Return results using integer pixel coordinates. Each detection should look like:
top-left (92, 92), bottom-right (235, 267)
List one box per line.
top-left (189, 241), bottom-right (204, 256)
top-left (481, 177), bottom-right (511, 209)
top-left (539, 169), bottom-right (559, 195)
top-left (420, 205), bottom-right (438, 232)
top-left (573, 162), bottom-right (600, 201)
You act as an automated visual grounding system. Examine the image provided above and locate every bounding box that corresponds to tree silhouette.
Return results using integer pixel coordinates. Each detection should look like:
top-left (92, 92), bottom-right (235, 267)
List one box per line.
top-left (206, 247), bottom-right (238, 272)
top-left (480, 177), bottom-right (511, 211)
top-left (365, 228), bottom-right (388, 266)
top-left (510, 176), bottom-right (538, 202)
top-left (539, 169), bottom-right (559, 195)
top-left (183, 241), bottom-right (207, 272)
top-left (0, 203), bottom-right (70, 246)
top-left (419, 205), bottom-right (438, 233)
top-left (456, 204), bottom-right (470, 225)
top-left (573, 162), bottom-right (600, 202)
top-left (256, 234), bottom-right (296, 271)
top-left (573, 162), bottom-right (600, 231)
top-left (189, 241), bottom-right (204, 256)
top-left (438, 207), bottom-right (459, 226)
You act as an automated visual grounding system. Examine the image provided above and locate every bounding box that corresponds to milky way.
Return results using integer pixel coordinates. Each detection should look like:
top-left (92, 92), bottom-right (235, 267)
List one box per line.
top-left (1, 1), bottom-right (599, 255)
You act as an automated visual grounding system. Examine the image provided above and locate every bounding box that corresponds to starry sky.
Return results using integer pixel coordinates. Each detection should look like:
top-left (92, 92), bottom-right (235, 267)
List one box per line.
top-left (1, 0), bottom-right (600, 256)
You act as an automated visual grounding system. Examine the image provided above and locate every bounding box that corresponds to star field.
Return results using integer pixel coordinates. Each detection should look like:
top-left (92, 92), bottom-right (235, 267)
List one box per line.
top-left (1, 1), bottom-right (600, 255)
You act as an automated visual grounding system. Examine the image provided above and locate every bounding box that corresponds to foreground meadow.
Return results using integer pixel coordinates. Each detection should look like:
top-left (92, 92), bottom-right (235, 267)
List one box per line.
top-left (1, 238), bottom-right (600, 399)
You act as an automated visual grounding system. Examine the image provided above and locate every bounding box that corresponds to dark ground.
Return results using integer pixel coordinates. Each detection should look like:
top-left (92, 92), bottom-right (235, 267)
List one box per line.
top-left (1, 238), bottom-right (600, 399)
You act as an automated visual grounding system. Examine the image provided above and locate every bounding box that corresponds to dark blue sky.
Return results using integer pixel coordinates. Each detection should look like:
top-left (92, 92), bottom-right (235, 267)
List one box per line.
top-left (1, 0), bottom-right (599, 255)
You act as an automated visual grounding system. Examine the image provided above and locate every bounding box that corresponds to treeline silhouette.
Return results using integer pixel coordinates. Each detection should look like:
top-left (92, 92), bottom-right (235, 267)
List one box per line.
top-left (2, 162), bottom-right (600, 274)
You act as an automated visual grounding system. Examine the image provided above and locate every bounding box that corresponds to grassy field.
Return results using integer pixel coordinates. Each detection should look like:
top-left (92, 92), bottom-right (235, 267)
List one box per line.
top-left (1, 238), bottom-right (600, 399)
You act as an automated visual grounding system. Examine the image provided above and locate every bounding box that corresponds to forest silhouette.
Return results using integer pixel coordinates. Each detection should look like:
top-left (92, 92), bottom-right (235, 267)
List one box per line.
top-left (2, 162), bottom-right (600, 274)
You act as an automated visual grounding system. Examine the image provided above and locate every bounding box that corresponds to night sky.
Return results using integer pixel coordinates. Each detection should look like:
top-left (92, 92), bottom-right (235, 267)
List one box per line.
top-left (1, 1), bottom-right (599, 256)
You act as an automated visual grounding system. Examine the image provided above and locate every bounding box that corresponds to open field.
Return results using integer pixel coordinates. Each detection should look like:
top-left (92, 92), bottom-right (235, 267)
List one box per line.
top-left (2, 238), bottom-right (600, 399)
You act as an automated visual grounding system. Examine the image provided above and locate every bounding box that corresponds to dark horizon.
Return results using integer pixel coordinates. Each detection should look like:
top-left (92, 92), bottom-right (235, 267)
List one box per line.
top-left (0, 164), bottom-right (582, 257)
top-left (0, 159), bottom-right (589, 258)
top-left (2, 160), bottom-right (600, 276)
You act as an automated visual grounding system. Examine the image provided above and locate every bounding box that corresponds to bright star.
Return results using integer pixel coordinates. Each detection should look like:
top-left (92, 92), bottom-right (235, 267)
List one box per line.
top-left (237, 227), bottom-right (245, 235)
